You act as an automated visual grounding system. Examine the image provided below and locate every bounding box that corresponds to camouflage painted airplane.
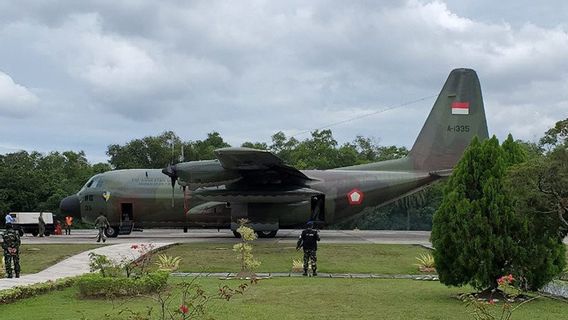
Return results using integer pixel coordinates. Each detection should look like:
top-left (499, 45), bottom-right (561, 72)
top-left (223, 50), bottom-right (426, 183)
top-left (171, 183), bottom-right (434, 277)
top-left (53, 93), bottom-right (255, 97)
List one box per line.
top-left (60, 68), bottom-right (488, 238)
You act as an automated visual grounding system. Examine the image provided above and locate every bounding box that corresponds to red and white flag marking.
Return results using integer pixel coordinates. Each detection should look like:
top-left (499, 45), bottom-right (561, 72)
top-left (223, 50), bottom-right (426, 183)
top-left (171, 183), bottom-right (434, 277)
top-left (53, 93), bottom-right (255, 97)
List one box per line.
top-left (451, 101), bottom-right (469, 115)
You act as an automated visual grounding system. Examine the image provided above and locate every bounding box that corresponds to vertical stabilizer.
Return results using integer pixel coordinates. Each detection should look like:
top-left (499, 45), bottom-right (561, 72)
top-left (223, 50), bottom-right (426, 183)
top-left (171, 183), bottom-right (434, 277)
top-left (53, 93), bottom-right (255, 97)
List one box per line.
top-left (408, 68), bottom-right (489, 171)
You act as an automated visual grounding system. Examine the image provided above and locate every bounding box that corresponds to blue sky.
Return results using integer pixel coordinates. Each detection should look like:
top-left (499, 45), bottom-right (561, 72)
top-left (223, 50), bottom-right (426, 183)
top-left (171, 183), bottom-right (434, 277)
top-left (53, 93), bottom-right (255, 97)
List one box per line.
top-left (1, 0), bottom-right (567, 163)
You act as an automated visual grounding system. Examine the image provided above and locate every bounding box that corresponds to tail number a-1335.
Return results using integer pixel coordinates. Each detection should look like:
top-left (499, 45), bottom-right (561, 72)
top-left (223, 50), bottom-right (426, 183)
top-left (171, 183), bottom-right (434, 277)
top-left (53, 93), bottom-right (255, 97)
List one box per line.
top-left (447, 125), bottom-right (470, 133)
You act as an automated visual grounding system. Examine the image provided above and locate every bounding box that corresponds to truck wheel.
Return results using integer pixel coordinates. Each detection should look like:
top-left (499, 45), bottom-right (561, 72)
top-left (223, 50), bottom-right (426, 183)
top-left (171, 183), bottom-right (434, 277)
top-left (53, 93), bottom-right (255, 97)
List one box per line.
top-left (44, 231), bottom-right (50, 237)
top-left (104, 226), bottom-right (119, 238)
top-left (31, 230), bottom-right (38, 237)
top-left (17, 229), bottom-right (24, 237)
top-left (232, 231), bottom-right (241, 238)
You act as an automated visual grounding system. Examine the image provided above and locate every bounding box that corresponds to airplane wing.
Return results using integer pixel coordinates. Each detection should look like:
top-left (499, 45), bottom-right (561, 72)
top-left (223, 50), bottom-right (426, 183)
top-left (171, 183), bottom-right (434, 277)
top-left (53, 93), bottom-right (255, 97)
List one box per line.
top-left (214, 147), bottom-right (313, 182)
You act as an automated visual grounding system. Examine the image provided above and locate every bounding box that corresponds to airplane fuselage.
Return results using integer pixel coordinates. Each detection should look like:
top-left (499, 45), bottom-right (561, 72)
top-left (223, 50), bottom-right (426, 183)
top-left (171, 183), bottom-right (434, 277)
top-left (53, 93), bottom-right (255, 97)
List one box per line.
top-left (73, 166), bottom-right (439, 232)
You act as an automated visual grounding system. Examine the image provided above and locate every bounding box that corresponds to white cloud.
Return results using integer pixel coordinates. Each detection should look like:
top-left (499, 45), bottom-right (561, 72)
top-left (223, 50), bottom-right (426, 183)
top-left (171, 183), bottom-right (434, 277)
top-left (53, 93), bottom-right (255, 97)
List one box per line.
top-left (0, 0), bottom-right (567, 161)
top-left (0, 71), bottom-right (39, 118)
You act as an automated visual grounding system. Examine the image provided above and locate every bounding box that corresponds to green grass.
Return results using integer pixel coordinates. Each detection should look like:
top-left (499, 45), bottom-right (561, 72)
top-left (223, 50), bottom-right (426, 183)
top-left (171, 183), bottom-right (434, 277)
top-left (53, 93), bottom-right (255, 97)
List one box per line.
top-left (1, 277), bottom-right (566, 320)
top-left (18, 244), bottom-right (104, 274)
top-left (154, 243), bottom-right (433, 274)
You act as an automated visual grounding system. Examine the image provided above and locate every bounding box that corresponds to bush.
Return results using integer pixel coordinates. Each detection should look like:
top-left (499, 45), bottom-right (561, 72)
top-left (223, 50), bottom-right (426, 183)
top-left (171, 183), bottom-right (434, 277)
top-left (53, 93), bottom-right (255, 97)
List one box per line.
top-left (76, 271), bottom-right (169, 298)
top-left (0, 278), bottom-right (76, 304)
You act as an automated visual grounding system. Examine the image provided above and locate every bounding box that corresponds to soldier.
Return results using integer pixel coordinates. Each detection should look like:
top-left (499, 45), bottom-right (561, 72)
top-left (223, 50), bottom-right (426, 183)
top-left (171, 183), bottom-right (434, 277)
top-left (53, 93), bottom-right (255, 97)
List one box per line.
top-left (296, 221), bottom-right (320, 276)
top-left (94, 212), bottom-right (110, 243)
top-left (2, 223), bottom-right (21, 278)
top-left (38, 212), bottom-right (45, 237)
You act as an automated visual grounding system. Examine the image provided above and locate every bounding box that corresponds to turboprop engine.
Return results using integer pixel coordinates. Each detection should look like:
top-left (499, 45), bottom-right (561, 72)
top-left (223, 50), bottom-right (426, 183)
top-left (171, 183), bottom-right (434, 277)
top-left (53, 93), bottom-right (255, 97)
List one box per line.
top-left (162, 159), bottom-right (241, 190)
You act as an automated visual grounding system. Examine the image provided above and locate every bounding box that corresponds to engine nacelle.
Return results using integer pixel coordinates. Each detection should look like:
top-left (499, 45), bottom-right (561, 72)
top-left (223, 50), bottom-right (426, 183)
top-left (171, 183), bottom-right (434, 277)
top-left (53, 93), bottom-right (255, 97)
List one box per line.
top-left (173, 160), bottom-right (241, 189)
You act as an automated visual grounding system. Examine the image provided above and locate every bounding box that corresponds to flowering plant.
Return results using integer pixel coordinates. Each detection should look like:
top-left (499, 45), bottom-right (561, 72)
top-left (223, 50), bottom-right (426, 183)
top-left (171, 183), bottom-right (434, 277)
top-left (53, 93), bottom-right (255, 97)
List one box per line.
top-left (462, 274), bottom-right (538, 320)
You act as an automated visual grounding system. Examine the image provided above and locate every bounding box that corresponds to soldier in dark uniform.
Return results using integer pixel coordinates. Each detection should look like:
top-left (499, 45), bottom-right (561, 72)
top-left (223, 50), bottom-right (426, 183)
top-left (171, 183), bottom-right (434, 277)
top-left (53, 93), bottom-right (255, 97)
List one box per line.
top-left (2, 223), bottom-right (21, 278)
top-left (296, 221), bottom-right (320, 276)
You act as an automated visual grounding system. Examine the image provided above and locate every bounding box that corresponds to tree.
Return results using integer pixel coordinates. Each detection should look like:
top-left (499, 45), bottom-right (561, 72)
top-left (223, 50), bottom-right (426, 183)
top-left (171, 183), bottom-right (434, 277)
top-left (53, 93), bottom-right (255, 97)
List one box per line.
top-left (241, 142), bottom-right (268, 150)
top-left (539, 118), bottom-right (568, 151)
top-left (505, 155), bottom-right (567, 290)
top-left (0, 150), bottom-right (110, 214)
top-left (431, 136), bottom-right (521, 290)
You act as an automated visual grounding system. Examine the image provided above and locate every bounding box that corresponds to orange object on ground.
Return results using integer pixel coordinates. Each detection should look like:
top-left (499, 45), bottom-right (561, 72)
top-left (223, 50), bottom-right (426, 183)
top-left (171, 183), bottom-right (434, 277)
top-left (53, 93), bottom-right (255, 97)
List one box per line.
top-left (55, 222), bottom-right (63, 235)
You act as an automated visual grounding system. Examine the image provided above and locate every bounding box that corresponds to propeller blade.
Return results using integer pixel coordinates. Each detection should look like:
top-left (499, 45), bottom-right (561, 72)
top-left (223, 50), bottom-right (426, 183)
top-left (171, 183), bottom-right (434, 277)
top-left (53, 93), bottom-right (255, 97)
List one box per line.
top-left (162, 164), bottom-right (177, 207)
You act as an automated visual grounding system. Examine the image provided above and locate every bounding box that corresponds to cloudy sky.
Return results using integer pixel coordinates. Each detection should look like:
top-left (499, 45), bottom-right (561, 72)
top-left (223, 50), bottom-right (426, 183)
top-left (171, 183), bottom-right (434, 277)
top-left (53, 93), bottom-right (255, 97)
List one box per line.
top-left (1, 0), bottom-right (567, 163)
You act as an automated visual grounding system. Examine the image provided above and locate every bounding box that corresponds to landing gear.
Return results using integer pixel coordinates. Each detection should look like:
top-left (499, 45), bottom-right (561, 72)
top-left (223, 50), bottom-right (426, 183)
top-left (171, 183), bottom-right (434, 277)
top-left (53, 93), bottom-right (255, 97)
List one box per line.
top-left (257, 230), bottom-right (278, 238)
top-left (233, 230), bottom-right (278, 238)
top-left (104, 226), bottom-right (120, 238)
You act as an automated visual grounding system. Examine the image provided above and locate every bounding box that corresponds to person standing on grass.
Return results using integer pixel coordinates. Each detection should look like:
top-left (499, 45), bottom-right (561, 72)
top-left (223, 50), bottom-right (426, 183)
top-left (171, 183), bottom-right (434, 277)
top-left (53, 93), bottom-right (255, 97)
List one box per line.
top-left (296, 221), bottom-right (320, 276)
top-left (2, 223), bottom-right (21, 278)
top-left (94, 212), bottom-right (110, 243)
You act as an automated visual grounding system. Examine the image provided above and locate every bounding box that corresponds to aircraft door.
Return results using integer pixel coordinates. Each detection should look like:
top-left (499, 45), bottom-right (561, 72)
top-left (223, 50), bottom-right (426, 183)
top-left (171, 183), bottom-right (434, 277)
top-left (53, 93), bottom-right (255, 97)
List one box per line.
top-left (120, 203), bottom-right (134, 235)
top-left (310, 195), bottom-right (325, 223)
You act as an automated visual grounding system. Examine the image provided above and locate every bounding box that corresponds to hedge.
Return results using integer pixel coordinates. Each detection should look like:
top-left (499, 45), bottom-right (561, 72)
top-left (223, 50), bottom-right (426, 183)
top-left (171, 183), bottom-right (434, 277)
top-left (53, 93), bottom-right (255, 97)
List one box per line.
top-left (76, 271), bottom-right (169, 298)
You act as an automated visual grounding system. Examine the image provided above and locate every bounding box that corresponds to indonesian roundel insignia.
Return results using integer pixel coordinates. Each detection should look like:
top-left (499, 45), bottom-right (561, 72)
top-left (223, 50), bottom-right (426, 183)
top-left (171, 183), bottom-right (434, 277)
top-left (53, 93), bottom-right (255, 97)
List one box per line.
top-left (347, 188), bottom-right (364, 205)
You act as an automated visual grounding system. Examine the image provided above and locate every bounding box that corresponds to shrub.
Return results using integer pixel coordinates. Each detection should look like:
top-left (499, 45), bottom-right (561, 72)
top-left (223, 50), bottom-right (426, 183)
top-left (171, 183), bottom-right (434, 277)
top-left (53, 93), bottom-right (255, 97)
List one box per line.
top-left (233, 219), bottom-right (260, 277)
top-left (155, 254), bottom-right (182, 272)
top-left (415, 253), bottom-right (435, 272)
top-left (77, 271), bottom-right (169, 298)
top-left (291, 259), bottom-right (304, 273)
top-left (0, 278), bottom-right (76, 304)
top-left (0, 256), bottom-right (5, 278)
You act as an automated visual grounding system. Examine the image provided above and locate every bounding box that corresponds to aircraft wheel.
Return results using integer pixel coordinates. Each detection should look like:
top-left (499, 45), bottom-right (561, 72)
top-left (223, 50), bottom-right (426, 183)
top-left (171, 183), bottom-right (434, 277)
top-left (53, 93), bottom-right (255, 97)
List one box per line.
top-left (104, 226), bottom-right (120, 238)
top-left (232, 231), bottom-right (241, 238)
top-left (257, 230), bottom-right (278, 238)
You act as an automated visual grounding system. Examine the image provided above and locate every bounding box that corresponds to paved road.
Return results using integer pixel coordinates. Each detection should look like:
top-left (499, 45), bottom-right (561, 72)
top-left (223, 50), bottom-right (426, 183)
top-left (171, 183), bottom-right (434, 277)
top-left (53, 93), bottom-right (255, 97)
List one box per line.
top-left (18, 229), bottom-right (433, 245)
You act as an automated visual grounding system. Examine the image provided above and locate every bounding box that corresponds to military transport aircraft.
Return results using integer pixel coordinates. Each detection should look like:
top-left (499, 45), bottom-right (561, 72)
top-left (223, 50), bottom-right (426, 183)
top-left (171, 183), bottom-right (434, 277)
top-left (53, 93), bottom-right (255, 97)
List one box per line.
top-left (60, 68), bottom-right (488, 238)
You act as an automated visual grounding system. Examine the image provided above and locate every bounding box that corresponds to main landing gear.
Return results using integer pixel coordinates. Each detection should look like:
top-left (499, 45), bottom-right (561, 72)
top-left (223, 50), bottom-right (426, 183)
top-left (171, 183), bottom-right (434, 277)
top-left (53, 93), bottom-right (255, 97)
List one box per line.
top-left (232, 230), bottom-right (278, 238)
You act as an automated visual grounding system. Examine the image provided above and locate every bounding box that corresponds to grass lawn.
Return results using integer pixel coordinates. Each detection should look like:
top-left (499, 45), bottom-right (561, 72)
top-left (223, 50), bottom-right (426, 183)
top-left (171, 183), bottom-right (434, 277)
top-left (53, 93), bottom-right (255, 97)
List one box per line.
top-left (0, 277), bottom-right (566, 320)
top-left (18, 244), bottom-right (104, 274)
top-left (154, 243), bottom-right (433, 274)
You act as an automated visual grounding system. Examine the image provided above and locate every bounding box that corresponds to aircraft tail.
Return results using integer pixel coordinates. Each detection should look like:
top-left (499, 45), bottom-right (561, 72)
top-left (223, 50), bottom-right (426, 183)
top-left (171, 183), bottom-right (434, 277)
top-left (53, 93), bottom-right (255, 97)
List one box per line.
top-left (336, 68), bottom-right (488, 172)
top-left (407, 68), bottom-right (489, 171)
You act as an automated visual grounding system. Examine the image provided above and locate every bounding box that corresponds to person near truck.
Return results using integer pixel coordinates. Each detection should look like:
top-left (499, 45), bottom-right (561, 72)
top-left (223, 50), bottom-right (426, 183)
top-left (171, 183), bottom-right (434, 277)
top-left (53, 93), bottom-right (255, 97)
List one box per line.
top-left (94, 212), bottom-right (110, 243)
top-left (2, 223), bottom-right (21, 278)
top-left (38, 212), bottom-right (46, 237)
top-left (5, 212), bottom-right (15, 226)
top-left (65, 215), bottom-right (73, 235)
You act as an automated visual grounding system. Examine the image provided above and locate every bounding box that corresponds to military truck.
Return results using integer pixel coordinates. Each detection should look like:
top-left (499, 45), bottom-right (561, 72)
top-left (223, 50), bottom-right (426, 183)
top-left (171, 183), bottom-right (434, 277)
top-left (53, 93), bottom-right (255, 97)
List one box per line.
top-left (9, 212), bottom-right (55, 237)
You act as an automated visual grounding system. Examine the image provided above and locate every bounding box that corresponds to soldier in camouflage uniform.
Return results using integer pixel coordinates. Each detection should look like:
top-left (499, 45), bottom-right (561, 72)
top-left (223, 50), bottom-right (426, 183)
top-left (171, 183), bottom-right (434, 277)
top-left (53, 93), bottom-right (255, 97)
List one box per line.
top-left (2, 223), bottom-right (21, 278)
top-left (296, 221), bottom-right (320, 276)
top-left (94, 212), bottom-right (110, 243)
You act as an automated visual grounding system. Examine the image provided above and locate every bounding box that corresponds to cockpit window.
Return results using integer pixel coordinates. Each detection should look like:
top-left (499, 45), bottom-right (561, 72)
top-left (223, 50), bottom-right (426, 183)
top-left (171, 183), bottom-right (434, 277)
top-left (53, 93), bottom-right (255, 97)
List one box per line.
top-left (84, 175), bottom-right (102, 189)
top-left (85, 177), bottom-right (95, 188)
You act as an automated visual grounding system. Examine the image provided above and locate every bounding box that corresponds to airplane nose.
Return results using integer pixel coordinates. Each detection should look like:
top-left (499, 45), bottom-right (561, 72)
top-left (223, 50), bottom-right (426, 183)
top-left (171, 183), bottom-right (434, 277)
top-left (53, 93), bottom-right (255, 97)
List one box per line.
top-left (60, 195), bottom-right (81, 218)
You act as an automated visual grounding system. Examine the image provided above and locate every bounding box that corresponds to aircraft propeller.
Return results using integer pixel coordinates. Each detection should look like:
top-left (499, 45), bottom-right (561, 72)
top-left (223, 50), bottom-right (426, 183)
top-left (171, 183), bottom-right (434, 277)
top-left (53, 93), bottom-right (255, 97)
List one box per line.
top-left (162, 164), bottom-right (177, 207)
